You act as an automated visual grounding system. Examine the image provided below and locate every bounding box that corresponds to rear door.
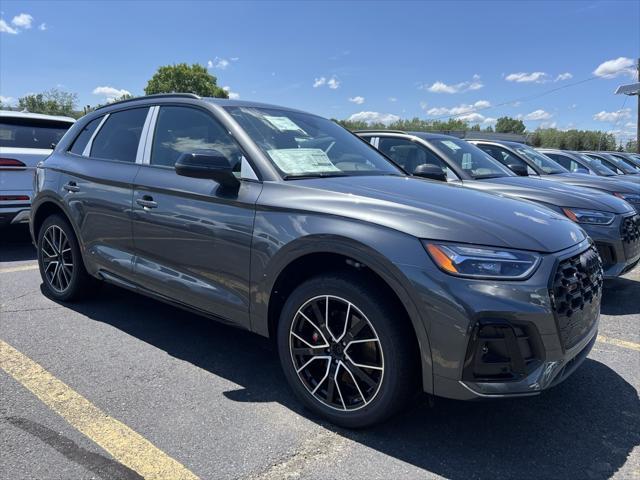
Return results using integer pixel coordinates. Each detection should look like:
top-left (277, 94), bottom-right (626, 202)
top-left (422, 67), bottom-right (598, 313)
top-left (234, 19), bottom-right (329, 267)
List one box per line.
top-left (131, 104), bottom-right (262, 328)
top-left (57, 107), bottom-right (150, 279)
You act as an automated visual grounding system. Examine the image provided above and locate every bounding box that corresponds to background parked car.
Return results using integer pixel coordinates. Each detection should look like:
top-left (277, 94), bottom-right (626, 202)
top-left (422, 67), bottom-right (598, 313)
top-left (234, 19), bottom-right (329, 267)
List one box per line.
top-left (608, 151), bottom-right (640, 168)
top-left (359, 131), bottom-right (640, 278)
top-left (0, 111), bottom-right (75, 226)
top-left (469, 139), bottom-right (640, 212)
top-left (583, 151), bottom-right (640, 178)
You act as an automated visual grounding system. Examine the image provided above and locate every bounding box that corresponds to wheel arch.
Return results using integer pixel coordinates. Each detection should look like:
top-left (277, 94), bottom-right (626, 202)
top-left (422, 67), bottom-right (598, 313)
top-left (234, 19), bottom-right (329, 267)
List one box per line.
top-left (254, 235), bottom-right (434, 394)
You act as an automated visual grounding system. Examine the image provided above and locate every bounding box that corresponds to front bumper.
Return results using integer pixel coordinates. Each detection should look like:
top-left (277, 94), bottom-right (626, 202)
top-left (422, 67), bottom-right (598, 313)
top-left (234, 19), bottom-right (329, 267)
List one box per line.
top-left (399, 238), bottom-right (602, 401)
top-left (587, 213), bottom-right (640, 278)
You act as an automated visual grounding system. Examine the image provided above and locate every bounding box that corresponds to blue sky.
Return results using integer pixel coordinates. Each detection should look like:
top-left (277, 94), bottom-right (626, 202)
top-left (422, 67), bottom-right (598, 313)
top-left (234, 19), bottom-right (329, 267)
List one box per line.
top-left (1, 1), bottom-right (638, 142)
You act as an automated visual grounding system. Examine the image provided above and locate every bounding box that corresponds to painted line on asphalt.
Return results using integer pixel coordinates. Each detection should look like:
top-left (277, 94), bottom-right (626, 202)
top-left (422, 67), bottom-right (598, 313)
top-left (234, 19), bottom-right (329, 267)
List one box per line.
top-left (0, 264), bottom-right (39, 274)
top-left (597, 335), bottom-right (640, 352)
top-left (0, 339), bottom-right (199, 480)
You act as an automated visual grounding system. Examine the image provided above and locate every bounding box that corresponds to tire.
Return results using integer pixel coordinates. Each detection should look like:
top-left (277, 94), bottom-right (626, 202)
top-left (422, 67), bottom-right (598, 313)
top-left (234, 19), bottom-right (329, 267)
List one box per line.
top-left (277, 273), bottom-right (417, 428)
top-left (37, 214), bottom-right (98, 302)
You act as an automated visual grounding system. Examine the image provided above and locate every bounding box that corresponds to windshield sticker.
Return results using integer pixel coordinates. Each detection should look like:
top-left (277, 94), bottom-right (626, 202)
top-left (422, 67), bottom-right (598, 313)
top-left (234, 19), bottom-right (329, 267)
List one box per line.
top-left (268, 148), bottom-right (340, 173)
top-left (441, 140), bottom-right (461, 151)
top-left (264, 115), bottom-right (305, 132)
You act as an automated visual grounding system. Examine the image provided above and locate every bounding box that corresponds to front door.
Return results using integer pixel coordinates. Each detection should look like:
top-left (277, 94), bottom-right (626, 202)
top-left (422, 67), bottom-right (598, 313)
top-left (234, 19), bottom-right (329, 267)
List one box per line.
top-left (131, 105), bottom-right (261, 328)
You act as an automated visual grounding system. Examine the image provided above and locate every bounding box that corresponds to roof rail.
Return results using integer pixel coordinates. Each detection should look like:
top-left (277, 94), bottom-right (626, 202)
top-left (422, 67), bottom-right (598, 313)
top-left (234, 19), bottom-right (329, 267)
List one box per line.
top-left (353, 129), bottom-right (408, 134)
top-left (94, 93), bottom-right (201, 111)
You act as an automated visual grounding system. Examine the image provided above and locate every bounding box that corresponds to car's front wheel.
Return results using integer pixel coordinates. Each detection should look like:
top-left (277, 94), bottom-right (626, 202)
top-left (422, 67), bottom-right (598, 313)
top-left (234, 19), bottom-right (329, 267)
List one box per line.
top-left (277, 274), bottom-right (417, 428)
top-left (37, 214), bottom-right (98, 301)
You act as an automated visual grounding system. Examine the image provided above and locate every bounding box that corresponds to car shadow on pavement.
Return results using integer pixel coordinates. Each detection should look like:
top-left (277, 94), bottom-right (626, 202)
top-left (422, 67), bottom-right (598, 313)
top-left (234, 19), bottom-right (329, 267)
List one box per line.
top-left (602, 277), bottom-right (640, 315)
top-left (0, 225), bottom-right (36, 263)
top-left (51, 284), bottom-right (639, 480)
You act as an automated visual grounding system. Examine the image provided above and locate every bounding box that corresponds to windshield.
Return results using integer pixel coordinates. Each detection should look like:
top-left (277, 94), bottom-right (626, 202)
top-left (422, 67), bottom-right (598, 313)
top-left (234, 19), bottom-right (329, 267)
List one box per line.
top-left (430, 137), bottom-right (513, 179)
top-left (578, 153), bottom-right (621, 175)
top-left (514, 145), bottom-right (568, 174)
top-left (591, 153), bottom-right (638, 174)
top-left (606, 153), bottom-right (640, 173)
top-left (224, 106), bottom-right (403, 178)
top-left (0, 117), bottom-right (73, 149)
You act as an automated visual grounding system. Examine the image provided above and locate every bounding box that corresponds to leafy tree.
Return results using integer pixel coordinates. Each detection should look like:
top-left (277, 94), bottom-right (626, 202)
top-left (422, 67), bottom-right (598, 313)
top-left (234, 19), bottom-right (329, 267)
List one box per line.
top-left (145, 63), bottom-right (228, 97)
top-left (528, 128), bottom-right (617, 150)
top-left (624, 140), bottom-right (638, 153)
top-left (495, 116), bottom-right (526, 134)
top-left (18, 89), bottom-right (77, 116)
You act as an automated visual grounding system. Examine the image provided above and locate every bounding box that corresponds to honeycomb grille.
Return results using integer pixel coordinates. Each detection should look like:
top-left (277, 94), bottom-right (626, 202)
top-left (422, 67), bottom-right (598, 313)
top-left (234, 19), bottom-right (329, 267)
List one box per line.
top-left (621, 215), bottom-right (640, 244)
top-left (551, 246), bottom-right (603, 349)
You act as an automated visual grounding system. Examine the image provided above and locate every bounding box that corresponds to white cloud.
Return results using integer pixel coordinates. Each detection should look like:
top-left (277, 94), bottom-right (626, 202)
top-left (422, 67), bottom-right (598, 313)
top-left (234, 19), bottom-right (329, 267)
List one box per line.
top-left (223, 86), bottom-right (240, 99)
top-left (424, 100), bottom-right (491, 117)
top-left (505, 72), bottom-right (548, 83)
top-left (593, 108), bottom-right (631, 122)
top-left (92, 86), bottom-right (131, 102)
top-left (539, 121), bottom-right (557, 129)
top-left (348, 96), bottom-right (365, 105)
top-left (0, 95), bottom-right (15, 104)
top-left (483, 117), bottom-right (497, 125)
top-left (313, 75), bottom-right (340, 89)
top-left (348, 111), bottom-right (400, 126)
top-left (421, 74), bottom-right (483, 94)
top-left (593, 57), bottom-right (636, 78)
top-left (0, 19), bottom-right (18, 34)
top-left (38, 22), bottom-right (46, 31)
top-left (457, 112), bottom-right (486, 123)
top-left (388, 97), bottom-right (397, 102)
top-left (524, 109), bottom-right (553, 121)
top-left (12, 13), bottom-right (33, 29)
top-left (555, 72), bottom-right (573, 81)
top-left (208, 57), bottom-right (231, 70)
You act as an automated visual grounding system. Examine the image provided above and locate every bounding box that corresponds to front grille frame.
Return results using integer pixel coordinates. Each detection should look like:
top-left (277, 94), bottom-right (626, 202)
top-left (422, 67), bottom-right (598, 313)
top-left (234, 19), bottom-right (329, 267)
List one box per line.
top-left (621, 214), bottom-right (640, 259)
top-left (549, 244), bottom-right (603, 352)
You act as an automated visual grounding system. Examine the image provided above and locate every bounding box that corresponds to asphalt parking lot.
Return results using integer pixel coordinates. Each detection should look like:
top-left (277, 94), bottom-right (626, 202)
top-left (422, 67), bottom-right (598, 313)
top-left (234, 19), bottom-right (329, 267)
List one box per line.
top-left (1, 224), bottom-right (638, 480)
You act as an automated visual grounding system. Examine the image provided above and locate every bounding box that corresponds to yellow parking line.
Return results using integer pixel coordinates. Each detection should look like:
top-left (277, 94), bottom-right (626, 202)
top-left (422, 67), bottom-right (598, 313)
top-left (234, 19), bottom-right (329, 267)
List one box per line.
top-left (597, 335), bottom-right (640, 352)
top-left (0, 264), bottom-right (39, 274)
top-left (0, 339), bottom-right (199, 480)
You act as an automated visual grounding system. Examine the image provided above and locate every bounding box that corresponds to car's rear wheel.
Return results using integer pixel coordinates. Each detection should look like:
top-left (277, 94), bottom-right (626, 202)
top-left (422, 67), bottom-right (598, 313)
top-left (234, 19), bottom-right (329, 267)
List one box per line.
top-left (37, 214), bottom-right (97, 301)
top-left (277, 274), bottom-right (417, 428)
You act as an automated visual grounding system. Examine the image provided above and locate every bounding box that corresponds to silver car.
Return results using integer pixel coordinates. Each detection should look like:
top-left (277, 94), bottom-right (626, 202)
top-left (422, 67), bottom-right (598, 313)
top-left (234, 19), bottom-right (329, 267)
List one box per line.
top-left (0, 111), bottom-right (75, 225)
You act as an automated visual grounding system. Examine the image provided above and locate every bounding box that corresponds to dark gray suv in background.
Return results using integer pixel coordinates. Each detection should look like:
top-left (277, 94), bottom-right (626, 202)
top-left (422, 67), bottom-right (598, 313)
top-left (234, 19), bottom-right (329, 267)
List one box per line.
top-left (31, 94), bottom-right (602, 427)
top-left (358, 131), bottom-right (640, 278)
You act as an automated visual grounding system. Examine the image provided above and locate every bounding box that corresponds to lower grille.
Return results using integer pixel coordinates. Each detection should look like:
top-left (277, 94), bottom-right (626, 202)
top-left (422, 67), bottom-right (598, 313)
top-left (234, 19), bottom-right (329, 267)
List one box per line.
top-left (551, 246), bottom-right (603, 350)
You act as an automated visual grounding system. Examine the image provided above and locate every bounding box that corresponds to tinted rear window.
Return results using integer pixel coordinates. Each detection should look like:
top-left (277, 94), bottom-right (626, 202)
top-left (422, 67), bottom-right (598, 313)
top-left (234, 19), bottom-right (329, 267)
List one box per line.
top-left (90, 108), bottom-right (148, 162)
top-left (0, 117), bottom-right (73, 149)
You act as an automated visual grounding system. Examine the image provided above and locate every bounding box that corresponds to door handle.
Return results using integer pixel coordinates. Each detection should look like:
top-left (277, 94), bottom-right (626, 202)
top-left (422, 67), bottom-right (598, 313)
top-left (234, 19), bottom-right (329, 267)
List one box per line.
top-left (63, 181), bottom-right (80, 193)
top-left (136, 196), bottom-right (158, 209)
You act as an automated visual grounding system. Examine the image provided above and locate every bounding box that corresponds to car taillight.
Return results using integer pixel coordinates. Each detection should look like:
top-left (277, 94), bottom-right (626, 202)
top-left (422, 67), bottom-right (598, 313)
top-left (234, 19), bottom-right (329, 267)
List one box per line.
top-left (0, 195), bottom-right (30, 201)
top-left (0, 158), bottom-right (27, 169)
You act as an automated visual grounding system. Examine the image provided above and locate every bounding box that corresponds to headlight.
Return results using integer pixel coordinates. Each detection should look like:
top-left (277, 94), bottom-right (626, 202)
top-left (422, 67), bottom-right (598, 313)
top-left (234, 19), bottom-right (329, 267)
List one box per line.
top-left (424, 242), bottom-right (541, 279)
top-left (562, 208), bottom-right (615, 225)
top-left (614, 192), bottom-right (640, 204)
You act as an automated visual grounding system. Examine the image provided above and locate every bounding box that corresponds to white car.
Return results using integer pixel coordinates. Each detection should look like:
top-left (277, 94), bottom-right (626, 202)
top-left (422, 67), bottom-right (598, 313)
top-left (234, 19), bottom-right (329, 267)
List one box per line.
top-left (0, 111), bottom-right (75, 225)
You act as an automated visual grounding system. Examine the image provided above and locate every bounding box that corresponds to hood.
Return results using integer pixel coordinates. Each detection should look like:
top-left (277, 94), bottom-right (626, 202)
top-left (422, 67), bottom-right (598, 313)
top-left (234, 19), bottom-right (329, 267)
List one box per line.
top-left (260, 175), bottom-right (586, 253)
top-left (470, 176), bottom-right (634, 214)
top-left (536, 173), bottom-right (640, 193)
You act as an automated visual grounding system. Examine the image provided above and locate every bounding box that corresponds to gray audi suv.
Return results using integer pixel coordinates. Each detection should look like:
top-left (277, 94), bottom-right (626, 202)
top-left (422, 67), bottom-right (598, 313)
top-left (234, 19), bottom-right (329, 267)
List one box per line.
top-left (470, 139), bottom-right (640, 212)
top-left (31, 94), bottom-right (603, 427)
top-left (358, 131), bottom-right (639, 278)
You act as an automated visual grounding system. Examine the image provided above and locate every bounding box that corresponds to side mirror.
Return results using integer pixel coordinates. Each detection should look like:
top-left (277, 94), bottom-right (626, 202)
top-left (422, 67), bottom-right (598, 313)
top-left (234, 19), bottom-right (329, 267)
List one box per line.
top-left (413, 163), bottom-right (447, 182)
top-left (175, 150), bottom-right (239, 188)
top-left (508, 163), bottom-right (529, 176)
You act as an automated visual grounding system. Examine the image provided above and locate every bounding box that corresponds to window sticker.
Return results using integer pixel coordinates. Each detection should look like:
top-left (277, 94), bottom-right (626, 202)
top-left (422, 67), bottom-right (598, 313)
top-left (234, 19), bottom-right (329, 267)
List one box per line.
top-left (441, 140), bottom-right (461, 151)
top-left (267, 148), bottom-right (340, 173)
top-left (264, 115), bottom-right (305, 132)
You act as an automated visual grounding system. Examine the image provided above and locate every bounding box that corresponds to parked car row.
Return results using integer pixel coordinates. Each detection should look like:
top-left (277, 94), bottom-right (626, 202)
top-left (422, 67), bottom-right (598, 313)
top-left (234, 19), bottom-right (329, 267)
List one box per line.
top-left (2, 94), bottom-right (637, 427)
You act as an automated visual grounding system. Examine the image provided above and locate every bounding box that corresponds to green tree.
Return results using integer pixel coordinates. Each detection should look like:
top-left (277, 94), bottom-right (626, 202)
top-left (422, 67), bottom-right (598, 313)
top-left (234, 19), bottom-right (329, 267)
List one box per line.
top-left (145, 63), bottom-right (228, 97)
top-left (495, 116), bottom-right (526, 134)
top-left (18, 88), bottom-right (77, 116)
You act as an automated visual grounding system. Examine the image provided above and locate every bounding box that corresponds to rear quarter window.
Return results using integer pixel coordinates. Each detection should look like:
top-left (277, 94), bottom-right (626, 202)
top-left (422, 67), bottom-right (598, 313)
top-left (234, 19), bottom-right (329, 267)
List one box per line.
top-left (0, 117), bottom-right (73, 149)
top-left (69, 117), bottom-right (103, 155)
top-left (89, 108), bottom-right (149, 162)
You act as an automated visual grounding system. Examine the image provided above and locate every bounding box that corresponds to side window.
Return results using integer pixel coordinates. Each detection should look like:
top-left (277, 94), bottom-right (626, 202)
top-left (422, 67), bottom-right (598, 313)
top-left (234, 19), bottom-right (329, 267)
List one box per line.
top-left (90, 108), bottom-right (149, 162)
top-left (379, 138), bottom-right (438, 171)
top-left (546, 153), bottom-right (571, 169)
top-left (480, 145), bottom-right (536, 175)
top-left (69, 117), bottom-right (103, 155)
top-left (150, 106), bottom-right (243, 171)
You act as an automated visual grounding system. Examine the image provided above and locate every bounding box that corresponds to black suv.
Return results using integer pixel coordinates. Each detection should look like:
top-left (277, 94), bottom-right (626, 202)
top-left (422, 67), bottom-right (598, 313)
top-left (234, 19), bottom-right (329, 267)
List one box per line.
top-left (358, 131), bottom-right (640, 278)
top-left (31, 95), bottom-right (602, 427)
